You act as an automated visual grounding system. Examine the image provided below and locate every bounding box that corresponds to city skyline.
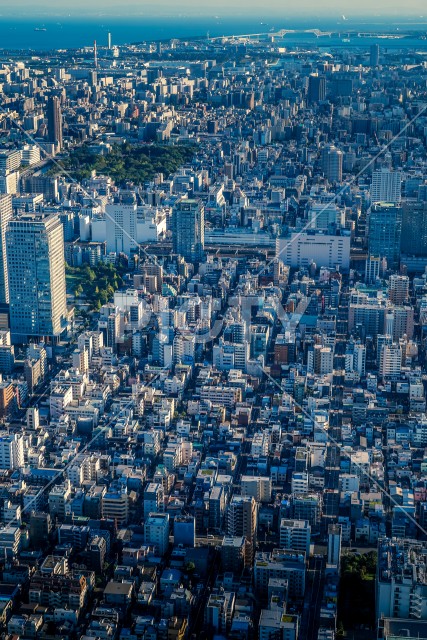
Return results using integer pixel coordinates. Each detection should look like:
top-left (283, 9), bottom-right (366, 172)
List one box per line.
top-left (0, 10), bottom-right (425, 640)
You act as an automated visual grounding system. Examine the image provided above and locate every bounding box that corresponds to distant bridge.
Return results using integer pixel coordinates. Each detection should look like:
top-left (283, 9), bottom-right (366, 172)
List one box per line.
top-left (209, 28), bottom-right (333, 42)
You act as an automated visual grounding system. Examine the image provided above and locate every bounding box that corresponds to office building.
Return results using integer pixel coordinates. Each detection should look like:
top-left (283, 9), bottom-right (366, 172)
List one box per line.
top-left (276, 231), bottom-right (350, 271)
top-left (321, 145), bottom-right (343, 183)
top-left (370, 44), bottom-right (380, 66)
top-left (6, 214), bottom-right (67, 343)
top-left (371, 169), bottom-right (402, 204)
top-left (23, 175), bottom-right (59, 201)
top-left (0, 195), bottom-right (11, 303)
top-left (171, 198), bottom-right (205, 263)
top-left (401, 200), bottom-right (427, 257)
top-left (368, 202), bottom-right (402, 269)
top-left (309, 202), bottom-right (343, 231)
top-left (106, 195), bottom-right (138, 256)
top-left (47, 95), bottom-right (63, 149)
top-left (307, 74), bottom-right (326, 103)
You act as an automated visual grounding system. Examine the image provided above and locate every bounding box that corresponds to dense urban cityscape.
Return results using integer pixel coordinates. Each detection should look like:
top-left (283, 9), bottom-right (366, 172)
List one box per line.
top-left (0, 19), bottom-right (425, 640)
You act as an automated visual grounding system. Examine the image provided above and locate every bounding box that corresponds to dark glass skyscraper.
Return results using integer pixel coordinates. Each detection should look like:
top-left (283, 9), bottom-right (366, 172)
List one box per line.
top-left (307, 74), bottom-right (326, 104)
top-left (401, 200), bottom-right (427, 256)
top-left (171, 198), bottom-right (205, 263)
top-left (47, 96), bottom-right (63, 150)
top-left (368, 202), bottom-right (402, 269)
top-left (370, 44), bottom-right (380, 67)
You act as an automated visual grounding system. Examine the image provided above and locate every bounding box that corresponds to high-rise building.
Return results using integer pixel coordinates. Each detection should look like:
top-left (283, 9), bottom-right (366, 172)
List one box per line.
top-left (321, 145), bottom-right (343, 183)
top-left (388, 274), bottom-right (409, 304)
top-left (6, 214), bottom-right (67, 343)
top-left (390, 305), bottom-right (414, 341)
top-left (47, 95), bottom-right (63, 150)
top-left (379, 343), bottom-right (402, 379)
top-left (171, 198), bottom-right (205, 263)
top-left (368, 202), bottom-right (402, 269)
top-left (0, 195), bottom-right (12, 304)
top-left (105, 194), bottom-right (138, 256)
top-left (226, 496), bottom-right (257, 565)
top-left (365, 254), bottom-right (381, 284)
top-left (370, 44), bottom-right (380, 67)
top-left (371, 168), bottom-right (402, 204)
top-left (401, 200), bottom-right (427, 256)
top-left (307, 74), bottom-right (326, 103)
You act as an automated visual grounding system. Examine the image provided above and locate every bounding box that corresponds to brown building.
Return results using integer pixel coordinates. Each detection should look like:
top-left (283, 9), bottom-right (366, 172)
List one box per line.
top-left (0, 382), bottom-right (15, 418)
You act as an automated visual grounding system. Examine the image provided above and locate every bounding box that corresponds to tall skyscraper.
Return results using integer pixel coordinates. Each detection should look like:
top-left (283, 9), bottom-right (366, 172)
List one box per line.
top-left (401, 200), bottom-right (427, 256)
top-left (0, 195), bottom-right (12, 304)
top-left (370, 44), bottom-right (380, 67)
top-left (371, 168), bottom-right (402, 204)
top-left (307, 74), bottom-right (326, 103)
top-left (6, 214), bottom-right (67, 343)
top-left (171, 198), bottom-right (205, 263)
top-left (368, 202), bottom-right (402, 269)
top-left (321, 145), bottom-right (343, 183)
top-left (47, 96), bottom-right (63, 150)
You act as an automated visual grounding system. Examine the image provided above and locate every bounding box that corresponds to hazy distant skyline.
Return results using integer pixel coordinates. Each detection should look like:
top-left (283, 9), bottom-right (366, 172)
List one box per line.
top-left (1, 0), bottom-right (426, 18)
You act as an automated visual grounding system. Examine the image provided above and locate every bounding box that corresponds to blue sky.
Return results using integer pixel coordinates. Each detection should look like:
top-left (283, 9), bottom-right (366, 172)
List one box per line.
top-left (2, 0), bottom-right (426, 17)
